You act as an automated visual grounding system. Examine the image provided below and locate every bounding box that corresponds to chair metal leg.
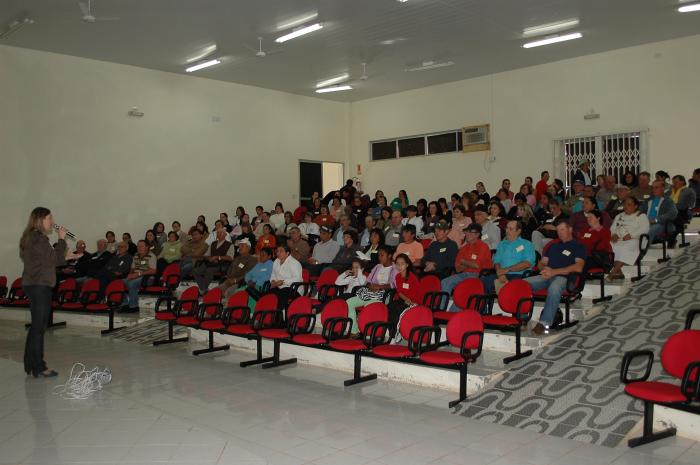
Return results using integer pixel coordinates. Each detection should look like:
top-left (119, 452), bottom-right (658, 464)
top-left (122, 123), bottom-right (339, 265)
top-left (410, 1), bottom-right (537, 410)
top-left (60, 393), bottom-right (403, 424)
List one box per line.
top-left (343, 353), bottom-right (377, 386)
top-left (657, 239), bottom-right (670, 263)
top-left (192, 331), bottom-right (230, 356)
top-left (552, 302), bottom-right (579, 330)
top-left (628, 402), bottom-right (677, 447)
top-left (101, 310), bottom-right (125, 335)
top-left (153, 321), bottom-right (189, 346)
top-left (240, 337), bottom-right (274, 367)
top-left (592, 276), bottom-right (612, 304)
top-left (503, 325), bottom-right (533, 364)
top-left (449, 364), bottom-right (468, 408)
top-left (262, 340), bottom-right (297, 369)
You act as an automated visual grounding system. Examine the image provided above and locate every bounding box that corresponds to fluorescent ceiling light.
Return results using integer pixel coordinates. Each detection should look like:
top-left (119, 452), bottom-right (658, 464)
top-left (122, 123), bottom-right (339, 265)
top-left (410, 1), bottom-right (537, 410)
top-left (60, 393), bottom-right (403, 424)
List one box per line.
top-left (277, 12), bottom-right (318, 31)
top-left (316, 85), bottom-right (353, 94)
top-left (523, 18), bottom-right (580, 37)
top-left (523, 32), bottom-right (582, 49)
top-left (186, 44), bottom-right (217, 63)
top-left (185, 59), bottom-right (221, 73)
top-left (678, 3), bottom-right (700, 12)
top-left (275, 23), bottom-right (323, 43)
top-left (405, 61), bottom-right (454, 72)
top-left (316, 73), bottom-right (350, 88)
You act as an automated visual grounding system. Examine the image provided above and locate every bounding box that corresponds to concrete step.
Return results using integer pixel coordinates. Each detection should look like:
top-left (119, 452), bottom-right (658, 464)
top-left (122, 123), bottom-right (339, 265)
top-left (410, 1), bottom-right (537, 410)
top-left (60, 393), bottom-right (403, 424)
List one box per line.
top-left (0, 306), bottom-right (148, 330)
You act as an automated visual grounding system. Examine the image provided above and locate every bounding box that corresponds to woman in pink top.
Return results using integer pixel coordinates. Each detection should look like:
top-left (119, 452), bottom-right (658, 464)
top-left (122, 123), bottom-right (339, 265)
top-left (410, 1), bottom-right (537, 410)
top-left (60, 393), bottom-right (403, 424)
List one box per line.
top-left (447, 205), bottom-right (471, 247)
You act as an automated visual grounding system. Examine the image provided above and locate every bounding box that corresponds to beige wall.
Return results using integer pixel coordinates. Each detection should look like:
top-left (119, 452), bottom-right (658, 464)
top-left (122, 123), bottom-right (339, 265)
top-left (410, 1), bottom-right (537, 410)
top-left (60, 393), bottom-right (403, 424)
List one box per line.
top-left (349, 34), bottom-right (700, 202)
top-left (0, 45), bottom-right (348, 278)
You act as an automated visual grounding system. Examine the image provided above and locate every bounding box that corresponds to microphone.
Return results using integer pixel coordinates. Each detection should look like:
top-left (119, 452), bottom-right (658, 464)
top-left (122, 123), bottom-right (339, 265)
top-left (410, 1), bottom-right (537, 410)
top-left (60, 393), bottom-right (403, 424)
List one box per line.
top-left (53, 224), bottom-right (77, 240)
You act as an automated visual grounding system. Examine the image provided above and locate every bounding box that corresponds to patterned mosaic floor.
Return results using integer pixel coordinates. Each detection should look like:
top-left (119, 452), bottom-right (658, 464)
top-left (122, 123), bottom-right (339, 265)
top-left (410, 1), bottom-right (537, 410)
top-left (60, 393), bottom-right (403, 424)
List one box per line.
top-left (457, 242), bottom-right (700, 447)
top-left (111, 319), bottom-right (187, 344)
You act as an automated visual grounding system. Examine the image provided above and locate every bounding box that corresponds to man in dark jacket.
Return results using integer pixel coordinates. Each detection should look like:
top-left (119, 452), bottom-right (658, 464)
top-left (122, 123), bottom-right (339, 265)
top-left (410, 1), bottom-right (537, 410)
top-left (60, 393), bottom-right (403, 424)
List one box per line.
top-left (572, 161), bottom-right (593, 186)
top-left (642, 181), bottom-right (678, 245)
top-left (79, 239), bottom-right (113, 277)
top-left (96, 242), bottom-right (132, 292)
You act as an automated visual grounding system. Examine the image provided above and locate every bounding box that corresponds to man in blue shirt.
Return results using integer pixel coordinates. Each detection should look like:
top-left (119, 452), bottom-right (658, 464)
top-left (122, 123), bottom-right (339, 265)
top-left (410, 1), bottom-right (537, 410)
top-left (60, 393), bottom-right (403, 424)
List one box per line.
top-left (481, 220), bottom-right (536, 296)
top-left (526, 219), bottom-right (586, 335)
top-left (643, 180), bottom-right (678, 245)
top-left (245, 247), bottom-right (274, 300)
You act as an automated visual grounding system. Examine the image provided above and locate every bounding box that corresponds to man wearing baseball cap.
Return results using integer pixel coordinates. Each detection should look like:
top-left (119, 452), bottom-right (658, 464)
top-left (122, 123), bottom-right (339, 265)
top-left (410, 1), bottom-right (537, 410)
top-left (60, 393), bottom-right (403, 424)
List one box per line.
top-left (305, 225), bottom-right (340, 277)
top-left (421, 220), bottom-right (458, 279)
top-left (564, 179), bottom-right (586, 215)
top-left (217, 238), bottom-right (257, 297)
top-left (440, 222), bottom-right (493, 311)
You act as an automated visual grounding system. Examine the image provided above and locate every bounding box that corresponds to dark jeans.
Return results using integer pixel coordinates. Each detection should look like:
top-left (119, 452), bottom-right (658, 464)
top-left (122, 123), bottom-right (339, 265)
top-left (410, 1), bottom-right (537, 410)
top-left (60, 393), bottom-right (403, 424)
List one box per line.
top-left (23, 285), bottom-right (53, 376)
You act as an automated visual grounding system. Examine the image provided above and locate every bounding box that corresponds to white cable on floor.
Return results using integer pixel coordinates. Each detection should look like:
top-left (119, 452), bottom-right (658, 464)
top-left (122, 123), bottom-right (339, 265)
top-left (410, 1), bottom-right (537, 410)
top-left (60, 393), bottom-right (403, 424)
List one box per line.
top-left (52, 363), bottom-right (112, 400)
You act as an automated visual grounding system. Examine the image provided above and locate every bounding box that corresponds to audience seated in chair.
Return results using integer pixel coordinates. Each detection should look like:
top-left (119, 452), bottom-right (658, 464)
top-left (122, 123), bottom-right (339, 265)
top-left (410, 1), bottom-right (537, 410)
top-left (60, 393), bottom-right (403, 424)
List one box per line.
top-left (244, 247), bottom-right (274, 299)
top-left (123, 240), bottom-right (156, 312)
top-left (393, 224), bottom-right (423, 265)
top-left (421, 220), bottom-right (458, 279)
top-left (286, 227), bottom-right (310, 263)
top-left (304, 226), bottom-right (340, 277)
top-left (383, 210), bottom-right (404, 248)
top-left (608, 197), bottom-right (650, 281)
top-left (669, 174), bottom-right (696, 247)
top-left (643, 180), bottom-right (678, 245)
top-left (269, 244), bottom-right (303, 307)
top-left (179, 229), bottom-right (208, 280)
top-left (330, 230), bottom-right (361, 272)
top-left (193, 228), bottom-right (235, 292)
top-left (217, 238), bottom-right (257, 298)
top-left (526, 219), bottom-right (586, 335)
top-left (156, 231), bottom-right (182, 276)
top-left (482, 220), bottom-right (536, 296)
top-left (96, 241), bottom-right (131, 291)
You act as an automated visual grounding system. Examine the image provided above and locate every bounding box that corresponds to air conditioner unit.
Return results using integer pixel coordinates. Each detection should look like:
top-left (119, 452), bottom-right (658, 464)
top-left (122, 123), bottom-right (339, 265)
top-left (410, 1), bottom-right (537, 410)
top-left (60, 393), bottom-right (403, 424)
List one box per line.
top-left (462, 124), bottom-right (490, 153)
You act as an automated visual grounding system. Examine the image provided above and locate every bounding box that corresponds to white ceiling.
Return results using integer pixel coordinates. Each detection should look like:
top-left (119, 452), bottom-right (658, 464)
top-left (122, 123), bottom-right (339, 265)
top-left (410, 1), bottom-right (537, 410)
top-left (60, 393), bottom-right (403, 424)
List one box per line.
top-left (1, 0), bottom-right (699, 102)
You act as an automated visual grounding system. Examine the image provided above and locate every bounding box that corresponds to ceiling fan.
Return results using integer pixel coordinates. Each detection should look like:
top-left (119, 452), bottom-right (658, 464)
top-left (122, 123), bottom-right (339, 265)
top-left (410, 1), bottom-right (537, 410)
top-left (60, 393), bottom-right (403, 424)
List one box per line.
top-left (244, 37), bottom-right (283, 58)
top-left (78, 0), bottom-right (119, 23)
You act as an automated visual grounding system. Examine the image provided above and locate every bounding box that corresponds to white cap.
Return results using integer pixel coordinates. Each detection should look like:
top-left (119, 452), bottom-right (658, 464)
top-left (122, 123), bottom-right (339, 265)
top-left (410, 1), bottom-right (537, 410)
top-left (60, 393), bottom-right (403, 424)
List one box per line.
top-left (238, 238), bottom-right (251, 247)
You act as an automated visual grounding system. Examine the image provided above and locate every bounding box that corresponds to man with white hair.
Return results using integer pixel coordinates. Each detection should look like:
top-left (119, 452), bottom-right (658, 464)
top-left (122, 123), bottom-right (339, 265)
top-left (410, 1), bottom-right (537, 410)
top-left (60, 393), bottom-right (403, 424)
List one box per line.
top-left (218, 238), bottom-right (257, 297)
top-left (596, 175), bottom-right (617, 205)
top-left (193, 228), bottom-right (235, 292)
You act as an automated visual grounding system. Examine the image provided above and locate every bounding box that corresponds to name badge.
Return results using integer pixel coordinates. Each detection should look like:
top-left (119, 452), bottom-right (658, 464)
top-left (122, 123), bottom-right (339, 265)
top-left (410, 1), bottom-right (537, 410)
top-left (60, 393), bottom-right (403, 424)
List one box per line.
top-left (402, 283), bottom-right (410, 289)
top-left (471, 254), bottom-right (477, 260)
top-left (238, 263), bottom-right (245, 268)
top-left (515, 245), bottom-right (524, 252)
top-left (562, 250), bottom-right (571, 256)
top-left (119, 260), bottom-right (124, 266)
top-left (406, 251), bottom-right (411, 256)
top-left (392, 233), bottom-right (399, 238)
top-left (429, 223), bottom-right (434, 227)
top-left (264, 240), bottom-right (270, 244)
top-left (611, 196), bottom-right (618, 200)
top-left (439, 248), bottom-right (446, 253)
top-left (546, 219), bottom-right (554, 223)
top-left (617, 206), bottom-right (623, 210)
top-left (482, 234), bottom-right (488, 240)
top-left (643, 194), bottom-right (650, 199)
top-left (583, 233), bottom-right (591, 239)
top-left (577, 197), bottom-right (583, 201)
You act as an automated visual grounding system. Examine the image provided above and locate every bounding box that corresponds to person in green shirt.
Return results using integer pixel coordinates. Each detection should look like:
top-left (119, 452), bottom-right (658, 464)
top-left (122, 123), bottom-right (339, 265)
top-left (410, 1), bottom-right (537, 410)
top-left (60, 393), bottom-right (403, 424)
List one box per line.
top-left (156, 231), bottom-right (182, 275)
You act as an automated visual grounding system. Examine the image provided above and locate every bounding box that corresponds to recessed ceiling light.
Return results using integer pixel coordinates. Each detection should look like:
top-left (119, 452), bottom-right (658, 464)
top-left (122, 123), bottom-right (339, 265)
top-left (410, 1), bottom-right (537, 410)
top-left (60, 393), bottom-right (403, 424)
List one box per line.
top-left (316, 85), bottom-right (353, 94)
top-left (523, 18), bottom-right (580, 37)
top-left (678, 3), bottom-right (700, 12)
top-left (523, 32), bottom-right (582, 49)
top-left (316, 73), bottom-right (350, 89)
top-left (397, 0), bottom-right (409, 3)
top-left (405, 61), bottom-right (455, 72)
top-left (276, 12), bottom-right (319, 31)
top-left (275, 23), bottom-right (323, 43)
top-left (185, 59), bottom-right (221, 73)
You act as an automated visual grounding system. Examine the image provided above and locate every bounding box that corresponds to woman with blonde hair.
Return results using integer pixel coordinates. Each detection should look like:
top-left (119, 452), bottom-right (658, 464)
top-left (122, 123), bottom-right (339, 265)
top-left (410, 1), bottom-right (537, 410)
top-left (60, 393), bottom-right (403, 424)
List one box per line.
top-left (19, 207), bottom-right (68, 378)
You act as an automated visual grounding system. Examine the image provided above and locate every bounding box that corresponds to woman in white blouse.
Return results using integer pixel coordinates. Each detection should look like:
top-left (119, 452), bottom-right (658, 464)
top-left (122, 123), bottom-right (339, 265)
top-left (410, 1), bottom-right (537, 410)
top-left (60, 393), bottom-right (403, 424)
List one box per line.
top-left (608, 197), bottom-right (650, 281)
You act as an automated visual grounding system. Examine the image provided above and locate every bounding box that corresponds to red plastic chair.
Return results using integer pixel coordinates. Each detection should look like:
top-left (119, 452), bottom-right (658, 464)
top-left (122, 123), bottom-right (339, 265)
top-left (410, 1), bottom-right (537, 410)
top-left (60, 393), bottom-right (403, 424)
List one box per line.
top-left (482, 279), bottom-right (534, 364)
top-left (177, 287), bottom-right (228, 356)
top-left (420, 239), bottom-right (433, 250)
top-left (61, 279), bottom-right (101, 311)
top-left (371, 306), bottom-right (433, 359)
top-left (329, 302), bottom-right (389, 386)
top-left (153, 286), bottom-right (198, 346)
top-left (227, 294), bottom-right (282, 368)
top-left (256, 296), bottom-right (315, 368)
top-left (0, 278), bottom-right (29, 307)
top-left (53, 278), bottom-right (79, 308)
top-left (419, 310), bottom-right (484, 407)
top-left (0, 275), bottom-right (7, 299)
top-left (87, 280), bottom-right (128, 335)
top-left (141, 263), bottom-right (181, 295)
top-left (310, 269), bottom-right (340, 309)
top-left (433, 278), bottom-right (485, 323)
top-left (621, 328), bottom-right (700, 447)
top-left (291, 298), bottom-right (348, 346)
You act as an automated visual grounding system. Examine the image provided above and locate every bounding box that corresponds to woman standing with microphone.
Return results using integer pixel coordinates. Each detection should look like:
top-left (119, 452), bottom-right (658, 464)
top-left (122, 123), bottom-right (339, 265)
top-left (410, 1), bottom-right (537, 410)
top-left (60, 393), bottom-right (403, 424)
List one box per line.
top-left (19, 207), bottom-right (67, 378)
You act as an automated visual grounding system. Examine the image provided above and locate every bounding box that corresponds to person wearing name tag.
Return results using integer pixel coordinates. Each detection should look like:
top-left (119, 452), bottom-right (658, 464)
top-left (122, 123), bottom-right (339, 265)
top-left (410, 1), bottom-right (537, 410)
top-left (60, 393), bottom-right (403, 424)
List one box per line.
top-left (605, 184), bottom-right (631, 219)
top-left (526, 219), bottom-right (586, 336)
top-left (243, 247), bottom-right (274, 302)
top-left (269, 245), bottom-right (303, 308)
top-left (481, 220), bottom-right (536, 299)
top-left (607, 197), bottom-right (650, 281)
top-left (576, 210), bottom-right (613, 272)
top-left (421, 220), bottom-right (458, 278)
top-left (393, 224), bottom-right (424, 265)
top-left (304, 226), bottom-right (340, 277)
top-left (642, 180), bottom-right (678, 245)
top-left (401, 205), bottom-right (425, 239)
top-left (218, 238), bottom-right (257, 298)
top-left (571, 196), bottom-right (612, 237)
top-left (383, 210), bottom-right (404, 249)
top-left (96, 241), bottom-right (132, 293)
top-left (441, 223), bottom-right (493, 311)
top-left (630, 171), bottom-right (653, 202)
top-left (564, 179), bottom-right (586, 215)
top-left (388, 254), bottom-right (422, 342)
top-left (122, 240), bottom-right (157, 312)
top-left (473, 205), bottom-right (500, 251)
top-left (447, 205), bottom-right (472, 247)
top-left (531, 199), bottom-right (568, 254)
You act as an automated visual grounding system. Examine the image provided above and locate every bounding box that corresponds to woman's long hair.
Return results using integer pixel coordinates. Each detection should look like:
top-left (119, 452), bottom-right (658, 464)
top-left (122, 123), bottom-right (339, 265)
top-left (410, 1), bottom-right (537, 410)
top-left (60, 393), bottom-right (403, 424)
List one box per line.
top-left (19, 207), bottom-right (51, 255)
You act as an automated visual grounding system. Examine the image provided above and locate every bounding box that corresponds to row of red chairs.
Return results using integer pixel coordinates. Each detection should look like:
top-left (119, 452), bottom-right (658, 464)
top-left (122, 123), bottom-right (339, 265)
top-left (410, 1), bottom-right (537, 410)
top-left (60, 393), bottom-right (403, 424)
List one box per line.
top-left (153, 286), bottom-right (485, 408)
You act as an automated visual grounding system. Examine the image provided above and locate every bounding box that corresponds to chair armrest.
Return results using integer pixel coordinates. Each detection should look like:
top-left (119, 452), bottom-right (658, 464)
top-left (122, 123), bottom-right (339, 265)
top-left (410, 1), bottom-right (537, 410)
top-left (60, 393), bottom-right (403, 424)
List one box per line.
top-left (175, 299), bottom-right (200, 317)
top-left (140, 275), bottom-right (159, 290)
top-left (252, 309), bottom-right (283, 330)
top-left (410, 325), bottom-right (441, 354)
top-left (681, 360), bottom-right (700, 402)
top-left (466, 294), bottom-right (489, 313)
top-left (364, 321), bottom-right (390, 348)
top-left (106, 290), bottom-right (128, 307)
top-left (81, 289), bottom-right (100, 304)
top-left (288, 313), bottom-right (316, 336)
top-left (460, 330), bottom-right (484, 361)
top-left (290, 281), bottom-right (315, 297)
top-left (222, 306), bottom-right (251, 325)
top-left (685, 309), bottom-right (700, 330)
top-left (322, 317), bottom-right (351, 341)
top-left (381, 288), bottom-right (396, 305)
top-left (566, 272), bottom-right (585, 294)
top-left (423, 291), bottom-right (450, 312)
top-left (620, 350), bottom-right (654, 384)
top-left (197, 302), bottom-right (223, 321)
top-left (514, 297), bottom-right (535, 322)
top-left (261, 281), bottom-right (271, 293)
top-left (155, 295), bottom-right (177, 313)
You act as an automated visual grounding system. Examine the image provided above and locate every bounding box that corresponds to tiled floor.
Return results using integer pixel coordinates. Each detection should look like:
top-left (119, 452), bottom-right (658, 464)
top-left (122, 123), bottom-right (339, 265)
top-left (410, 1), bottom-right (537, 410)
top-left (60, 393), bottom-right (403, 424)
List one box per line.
top-left (0, 321), bottom-right (696, 465)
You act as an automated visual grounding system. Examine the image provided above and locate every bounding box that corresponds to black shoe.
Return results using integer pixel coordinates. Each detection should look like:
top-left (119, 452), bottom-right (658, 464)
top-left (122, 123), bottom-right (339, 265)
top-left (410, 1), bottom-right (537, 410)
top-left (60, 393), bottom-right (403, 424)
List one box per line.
top-left (34, 369), bottom-right (58, 378)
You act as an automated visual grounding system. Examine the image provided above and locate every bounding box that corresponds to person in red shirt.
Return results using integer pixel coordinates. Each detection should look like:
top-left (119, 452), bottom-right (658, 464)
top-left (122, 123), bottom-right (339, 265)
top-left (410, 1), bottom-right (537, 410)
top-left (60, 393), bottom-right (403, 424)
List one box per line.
top-left (313, 205), bottom-right (336, 228)
top-left (388, 253), bottom-right (422, 341)
top-left (535, 170), bottom-right (550, 199)
top-left (440, 223), bottom-right (494, 311)
top-left (576, 210), bottom-right (613, 271)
